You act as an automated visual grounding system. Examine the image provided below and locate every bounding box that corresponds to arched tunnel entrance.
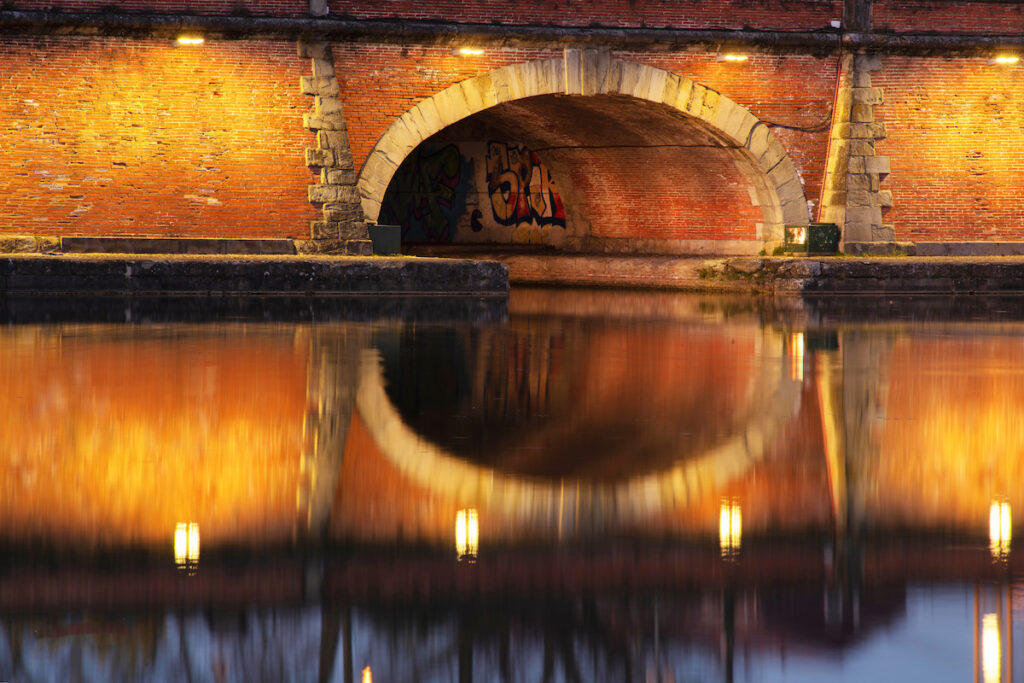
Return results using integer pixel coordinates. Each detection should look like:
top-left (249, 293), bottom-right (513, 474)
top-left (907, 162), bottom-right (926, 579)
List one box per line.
top-left (360, 54), bottom-right (810, 255)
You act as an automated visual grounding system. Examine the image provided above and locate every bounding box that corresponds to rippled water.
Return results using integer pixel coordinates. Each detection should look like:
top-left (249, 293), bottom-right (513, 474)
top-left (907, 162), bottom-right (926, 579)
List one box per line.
top-left (2, 290), bottom-right (1024, 682)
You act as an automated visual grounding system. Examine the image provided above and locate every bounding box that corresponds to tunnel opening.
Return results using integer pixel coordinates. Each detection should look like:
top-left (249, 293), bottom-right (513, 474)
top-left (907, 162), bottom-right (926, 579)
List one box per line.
top-left (379, 93), bottom-right (777, 255)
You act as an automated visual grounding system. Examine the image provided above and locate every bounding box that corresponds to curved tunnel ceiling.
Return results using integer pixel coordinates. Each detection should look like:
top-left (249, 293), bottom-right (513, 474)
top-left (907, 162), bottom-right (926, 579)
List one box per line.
top-left (389, 93), bottom-right (769, 246)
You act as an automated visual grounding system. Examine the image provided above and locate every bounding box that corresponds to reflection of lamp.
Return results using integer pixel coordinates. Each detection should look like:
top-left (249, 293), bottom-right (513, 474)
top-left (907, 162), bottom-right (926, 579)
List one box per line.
top-left (983, 613), bottom-right (1002, 683)
top-left (174, 522), bottom-right (200, 571)
top-left (788, 332), bottom-right (805, 382)
top-left (456, 509), bottom-right (479, 561)
top-left (989, 501), bottom-right (1011, 560)
top-left (362, 666), bottom-right (373, 683)
top-left (719, 500), bottom-right (742, 558)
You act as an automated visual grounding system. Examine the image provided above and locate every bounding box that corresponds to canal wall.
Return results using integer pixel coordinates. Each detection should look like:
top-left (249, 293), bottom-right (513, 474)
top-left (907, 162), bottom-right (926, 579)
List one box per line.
top-left (1, 1), bottom-right (1024, 259)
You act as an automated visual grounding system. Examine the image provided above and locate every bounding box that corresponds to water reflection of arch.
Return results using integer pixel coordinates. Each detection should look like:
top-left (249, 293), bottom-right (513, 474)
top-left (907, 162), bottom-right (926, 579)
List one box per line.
top-left (355, 326), bottom-right (803, 537)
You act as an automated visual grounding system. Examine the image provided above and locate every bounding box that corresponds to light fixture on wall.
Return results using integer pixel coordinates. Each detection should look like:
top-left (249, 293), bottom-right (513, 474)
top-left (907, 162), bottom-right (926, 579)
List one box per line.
top-left (176, 35), bottom-right (205, 46)
top-left (718, 53), bottom-right (748, 63)
top-left (989, 55), bottom-right (1019, 65)
top-left (454, 47), bottom-right (484, 56)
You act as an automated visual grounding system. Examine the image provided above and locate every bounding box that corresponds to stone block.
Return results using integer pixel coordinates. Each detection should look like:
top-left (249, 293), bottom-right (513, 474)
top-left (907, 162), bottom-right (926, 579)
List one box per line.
top-left (852, 70), bottom-right (872, 87)
top-left (846, 189), bottom-right (871, 207)
top-left (314, 76), bottom-right (340, 97)
top-left (700, 88), bottom-right (720, 122)
top-left (581, 48), bottom-right (612, 96)
top-left (822, 190), bottom-right (846, 206)
top-left (334, 146), bottom-right (355, 171)
top-left (38, 237), bottom-right (60, 253)
top-left (312, 57), bottom-right (335, 79)
top-left (851, 104), bottom-right (874, 122)
top-left (297, 42), bottom-right (329, 60)
top-left (323, 201), bottom-right (363, 224)
top-left (847, 173), bottom-right (872, 191)
top-left (852, 87), bottom-right (884, 105)
top-left (877, 189), bottom-right (894, 208)
top-left (339, 221), bottom-right (370, 240)
top-left (315, 96), bottom-right (343, 116)
top-left (309, 184), bottom-right (360, 205)
top-left (317, 130), bottom-right (349, 149)
top-left (310, 220), bottom-right (339, 240)
top-left (324, 168), bottom-right (357, 185)
top-left (303, 112), bottom-right (347, 131)
top-left (305, 148), bottom-right (334, 168)
top-left (846, 205), bottom-right (882, 226)
top-left (849, 139), bottom-right (875, 156)
top-left (866, 155), bottom-right (891, 176)
top-left (346, 239), bottom-right (373, 256)
top-left (300, 76), bottom-right (316, 96)
top-left (0, 236), bottom-right (36, 253)
top-left (744, 120), bottom-right (771, 158)
top-left (685, 84), bottom-right (706, 118)
top-left (849, 156), bottom-right (866, 173)
top-left (431, 86), bottom-right (472, 127)
top-left (854, 54), bottom-right (883, 72)
top-left (759, 136), bottom-right (788, 171)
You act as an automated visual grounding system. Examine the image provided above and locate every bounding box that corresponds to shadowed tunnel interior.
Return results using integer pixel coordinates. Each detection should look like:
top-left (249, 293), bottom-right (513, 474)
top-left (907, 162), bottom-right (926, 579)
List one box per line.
top-left (380, 93), bottom-right (771, 251)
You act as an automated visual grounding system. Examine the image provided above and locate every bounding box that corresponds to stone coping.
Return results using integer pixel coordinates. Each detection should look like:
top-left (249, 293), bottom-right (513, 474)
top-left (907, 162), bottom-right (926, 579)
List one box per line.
top-left (0, 254), bottom-right (509, 295)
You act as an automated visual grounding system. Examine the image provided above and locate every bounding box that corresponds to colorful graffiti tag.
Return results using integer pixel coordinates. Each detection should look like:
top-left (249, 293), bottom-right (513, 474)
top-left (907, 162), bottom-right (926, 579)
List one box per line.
top-left (380, 144), bottom-right (471, 243)
top-left (486, 142), bottom-right (566, 229)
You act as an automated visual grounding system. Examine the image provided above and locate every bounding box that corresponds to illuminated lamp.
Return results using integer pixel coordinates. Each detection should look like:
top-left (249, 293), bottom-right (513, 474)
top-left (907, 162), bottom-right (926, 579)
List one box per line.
top-left (990, 55), bottom-right (1020, 65)
top-left (176, 36), bottom-right (205, 46)
top-left (718, 53), bottom-right (748, 62)
top-left (454, 47), bottom-right (484, 56)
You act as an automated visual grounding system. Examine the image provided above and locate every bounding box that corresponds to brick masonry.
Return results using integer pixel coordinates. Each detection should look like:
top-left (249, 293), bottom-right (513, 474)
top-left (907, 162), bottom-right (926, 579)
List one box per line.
top-left (1, 1), bottom-right (1024, 255)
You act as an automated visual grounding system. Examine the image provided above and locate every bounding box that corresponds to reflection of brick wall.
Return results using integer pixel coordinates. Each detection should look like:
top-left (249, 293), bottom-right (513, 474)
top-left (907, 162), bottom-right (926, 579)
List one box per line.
top-left (873, 57), bottom-right (1024, 243)
top-left (0, 328), bottom-right (308, 546)
top-left (0, 37), bottom-right (318, 238)
top-left (12, 1), bottom-right (308, 15)
top-left (326, 0), bottom-right (842, 30)
top-left (874, 0), bottom-right (1024, 34)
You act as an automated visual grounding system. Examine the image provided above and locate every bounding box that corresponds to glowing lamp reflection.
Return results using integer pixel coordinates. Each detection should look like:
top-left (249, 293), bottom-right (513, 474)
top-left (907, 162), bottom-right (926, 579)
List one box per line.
top-left (989, 501), bottom-right (1011, 560)
top-left (789, 332), bottom-right (805, 382)
top-left (362, 666), bottom-right (373, 683)
top-left (983, 613), bottom-right (1001, 683)
top-left (456, 508), bottom-right (479, 561)
top-left (787, 225), bottom-right (807, 245)
top-left (719, 500), bottom-right (742, 558)
top-left (174, 522), bottom-right (200, 570)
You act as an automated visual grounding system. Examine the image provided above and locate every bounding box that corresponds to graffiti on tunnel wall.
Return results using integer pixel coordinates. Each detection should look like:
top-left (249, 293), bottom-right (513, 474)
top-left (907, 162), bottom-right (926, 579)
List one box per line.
top-left (380, 140), bottom-right (567, 244)
top-left (486, 142), bottom-right (566, 230)
top-left (379, 144), bottom-right (471, 243)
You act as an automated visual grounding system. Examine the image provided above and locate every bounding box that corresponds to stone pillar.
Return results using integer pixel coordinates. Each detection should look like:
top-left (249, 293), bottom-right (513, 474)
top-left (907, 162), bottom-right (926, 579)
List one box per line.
top-left (820, 52), bottom-right (897, 255)
top-left (296, 41), bottom-right (371, 255)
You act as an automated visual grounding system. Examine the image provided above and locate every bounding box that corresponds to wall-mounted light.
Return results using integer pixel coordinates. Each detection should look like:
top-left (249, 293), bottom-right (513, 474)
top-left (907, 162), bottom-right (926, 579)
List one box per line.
top-left (176, 36), bottom-right (205, 46)
top-left (362, 666), bottom-right (373, 683)
top-left (718, 54), bottom-right (748, 63)
top-left (454, 47), bottom-right (484, 56)
top-left (456, 508), bottom-right (479, 561)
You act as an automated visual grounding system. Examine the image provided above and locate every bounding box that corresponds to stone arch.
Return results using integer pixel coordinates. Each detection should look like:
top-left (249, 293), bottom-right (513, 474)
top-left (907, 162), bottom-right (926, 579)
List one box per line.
top-left (358, 49), bottom-right (809, 246)
top-left (354, 338), bottom-right (803, 535)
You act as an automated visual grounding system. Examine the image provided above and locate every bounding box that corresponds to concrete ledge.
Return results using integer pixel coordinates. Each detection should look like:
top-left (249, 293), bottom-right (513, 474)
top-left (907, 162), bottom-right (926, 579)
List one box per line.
top-left (723, 256), bottom-right (1024, 294)
top-left (912, 242), bottom-right (1024, 257)
top-left (0, 255), bottom-right (509, 295)
top-left (60, 237), bottom-right (298, 256)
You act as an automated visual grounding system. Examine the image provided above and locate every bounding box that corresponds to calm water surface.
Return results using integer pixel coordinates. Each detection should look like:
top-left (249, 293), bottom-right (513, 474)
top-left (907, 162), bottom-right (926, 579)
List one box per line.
top-left (2, 290), bottom-right (1024, 682)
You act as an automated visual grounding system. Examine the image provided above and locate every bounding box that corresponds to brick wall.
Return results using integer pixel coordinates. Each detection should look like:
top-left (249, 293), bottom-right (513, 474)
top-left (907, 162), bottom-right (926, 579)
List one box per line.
top-left (0, 36), bottom-right (318, 239)
top-left (9, 1), bottom-right (308, 16)
top-left (873, 57), bottom-right (1024, 243)
top-left (326, 0), bottom-right (843, 31)
top-left (873, 0), bottom-right (1024, 34)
